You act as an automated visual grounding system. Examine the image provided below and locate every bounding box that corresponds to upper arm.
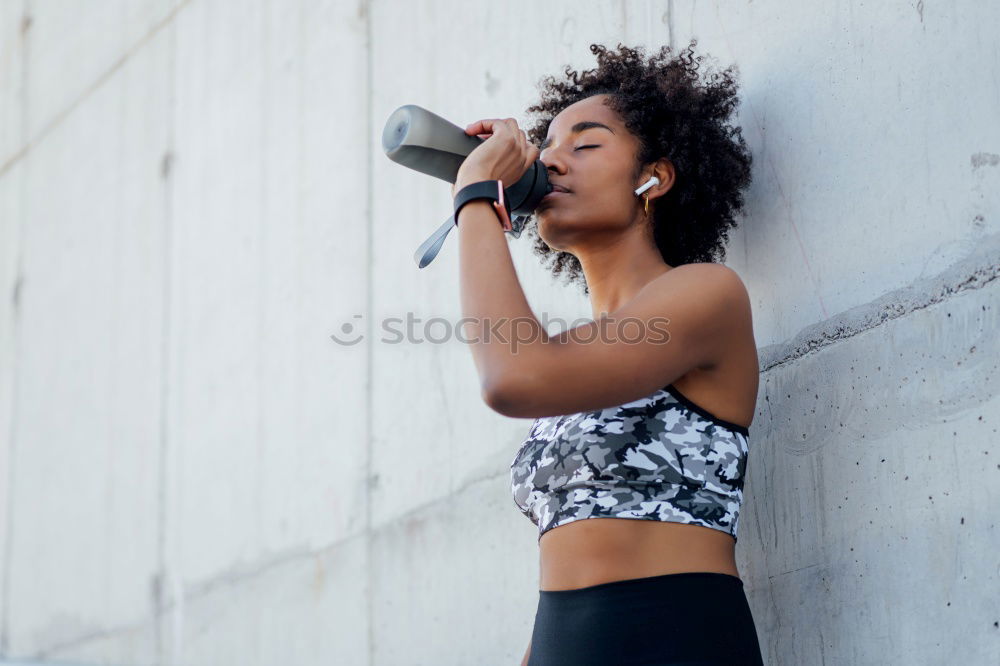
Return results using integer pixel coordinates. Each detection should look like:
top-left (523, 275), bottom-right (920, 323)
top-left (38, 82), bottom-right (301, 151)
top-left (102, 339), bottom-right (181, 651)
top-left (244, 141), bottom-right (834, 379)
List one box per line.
top-left (484, 264), bottom-right (748, 418)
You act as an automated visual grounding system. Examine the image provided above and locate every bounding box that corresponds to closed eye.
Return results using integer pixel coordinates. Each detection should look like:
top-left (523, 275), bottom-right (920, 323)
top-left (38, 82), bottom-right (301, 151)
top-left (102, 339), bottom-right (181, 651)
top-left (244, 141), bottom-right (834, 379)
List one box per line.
top-left (575, 145), bottom-right (600, 151)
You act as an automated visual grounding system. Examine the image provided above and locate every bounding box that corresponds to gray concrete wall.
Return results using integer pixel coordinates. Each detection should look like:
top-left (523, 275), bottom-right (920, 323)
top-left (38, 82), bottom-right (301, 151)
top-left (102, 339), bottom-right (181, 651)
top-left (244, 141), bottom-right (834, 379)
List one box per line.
top-left (0, 1), bottom-right (997, 664)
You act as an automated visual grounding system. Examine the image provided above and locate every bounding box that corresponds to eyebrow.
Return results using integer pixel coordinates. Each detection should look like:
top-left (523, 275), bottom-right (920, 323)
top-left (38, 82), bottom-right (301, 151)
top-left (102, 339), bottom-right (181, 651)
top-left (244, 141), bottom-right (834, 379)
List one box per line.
top-left (539, 121), bottom-right (615, 150)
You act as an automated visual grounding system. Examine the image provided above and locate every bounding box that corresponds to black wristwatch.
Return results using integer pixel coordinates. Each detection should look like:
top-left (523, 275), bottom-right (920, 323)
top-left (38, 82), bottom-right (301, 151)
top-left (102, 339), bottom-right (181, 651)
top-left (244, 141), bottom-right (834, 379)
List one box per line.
top-left (453, 179), bottom-right (512, 230)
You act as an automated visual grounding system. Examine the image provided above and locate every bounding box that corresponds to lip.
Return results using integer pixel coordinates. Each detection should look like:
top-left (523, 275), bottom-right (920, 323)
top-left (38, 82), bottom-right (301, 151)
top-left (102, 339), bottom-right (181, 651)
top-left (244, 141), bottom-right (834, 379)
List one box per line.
top-left (541, 189), bottom-right (571, 202)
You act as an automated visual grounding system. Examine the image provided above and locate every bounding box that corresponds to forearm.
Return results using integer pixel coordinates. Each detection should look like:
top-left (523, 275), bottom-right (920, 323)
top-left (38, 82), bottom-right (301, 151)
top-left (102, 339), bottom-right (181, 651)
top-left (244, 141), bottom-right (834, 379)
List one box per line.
top-left (456, 199), bottom-right (547, 392)
top-left (520, 639), bottom-right (531, 666)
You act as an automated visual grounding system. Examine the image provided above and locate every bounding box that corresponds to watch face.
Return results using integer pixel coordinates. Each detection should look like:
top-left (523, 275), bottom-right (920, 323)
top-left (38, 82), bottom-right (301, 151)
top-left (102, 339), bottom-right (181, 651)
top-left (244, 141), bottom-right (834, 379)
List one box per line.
top-left (492, 199), bottom-right (512, 231)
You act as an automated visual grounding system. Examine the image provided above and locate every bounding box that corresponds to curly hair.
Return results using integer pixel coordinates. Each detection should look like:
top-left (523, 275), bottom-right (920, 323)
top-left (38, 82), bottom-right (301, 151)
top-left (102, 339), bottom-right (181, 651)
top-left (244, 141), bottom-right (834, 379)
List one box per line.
top-left (521, 40), bottom-right (754, 295)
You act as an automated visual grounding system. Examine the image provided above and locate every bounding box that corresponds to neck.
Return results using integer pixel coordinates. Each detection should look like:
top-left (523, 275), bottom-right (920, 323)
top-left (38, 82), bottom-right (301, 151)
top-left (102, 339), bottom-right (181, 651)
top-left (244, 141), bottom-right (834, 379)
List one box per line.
top-left (576, 223), bottom-right (672, 320)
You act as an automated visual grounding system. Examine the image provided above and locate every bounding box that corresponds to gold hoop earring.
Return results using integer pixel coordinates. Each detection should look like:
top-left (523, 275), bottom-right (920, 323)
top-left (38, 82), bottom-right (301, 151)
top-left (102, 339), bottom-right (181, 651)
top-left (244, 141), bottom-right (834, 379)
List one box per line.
top-left (644, 195), bottom-right (649, 215)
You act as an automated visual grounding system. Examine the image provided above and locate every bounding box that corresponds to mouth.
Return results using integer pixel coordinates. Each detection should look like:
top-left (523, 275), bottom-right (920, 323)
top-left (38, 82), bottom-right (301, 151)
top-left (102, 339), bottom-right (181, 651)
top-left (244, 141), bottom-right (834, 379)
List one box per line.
top-left (539, 189), bottom-right (570, 206)
top-left (542, 183), bottom-right (572, 200)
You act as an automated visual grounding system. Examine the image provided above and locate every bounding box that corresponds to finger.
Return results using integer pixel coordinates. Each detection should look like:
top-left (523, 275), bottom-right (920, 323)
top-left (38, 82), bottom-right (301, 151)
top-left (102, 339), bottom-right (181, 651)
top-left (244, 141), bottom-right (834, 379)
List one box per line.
top-left (524, 138), bottom-right (538, 171)
top-left (526, 142), bottom-right (540, 168)
top-left (465, 119), bottom-right (497, 136)
top-left (512, 129), bottom-right (527, 172)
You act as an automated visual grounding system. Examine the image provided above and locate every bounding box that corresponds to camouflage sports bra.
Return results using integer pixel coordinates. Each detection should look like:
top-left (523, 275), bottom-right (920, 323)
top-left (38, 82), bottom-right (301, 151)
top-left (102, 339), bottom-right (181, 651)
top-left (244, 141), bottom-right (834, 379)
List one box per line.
top-left (509, 383), bottom-right (751, 543)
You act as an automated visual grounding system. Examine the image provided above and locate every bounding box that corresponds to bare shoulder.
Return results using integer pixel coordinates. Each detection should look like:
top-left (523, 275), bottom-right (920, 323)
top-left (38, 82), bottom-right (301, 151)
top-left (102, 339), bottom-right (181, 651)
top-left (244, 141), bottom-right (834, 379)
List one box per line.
top-left (658, 263), bottom-right (757, 372)
top-left (649, 263), bottom-right (751, 318)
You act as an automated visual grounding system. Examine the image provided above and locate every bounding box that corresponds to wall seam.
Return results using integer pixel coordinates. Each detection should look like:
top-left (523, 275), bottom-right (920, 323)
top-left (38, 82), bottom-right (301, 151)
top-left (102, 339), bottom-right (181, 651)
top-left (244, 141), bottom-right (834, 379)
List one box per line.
top-left (153, 3), bottom-right (179, 664)
top-left (0, 0), bottom-right (194, 181)
top-left (758, 233), bottom-right (1000, 373)
top-left (667, 0), bottom-right (674, 49)
top-left (363, 1), bottom-right (375, 666)
top-left (0, 0), bottom-right (31, 656)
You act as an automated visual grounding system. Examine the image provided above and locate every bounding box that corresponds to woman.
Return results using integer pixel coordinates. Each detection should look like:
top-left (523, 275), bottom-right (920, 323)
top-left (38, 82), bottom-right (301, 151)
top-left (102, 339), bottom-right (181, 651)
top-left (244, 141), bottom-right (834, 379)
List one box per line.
top-left (451, 41), bottom-right (764, 665)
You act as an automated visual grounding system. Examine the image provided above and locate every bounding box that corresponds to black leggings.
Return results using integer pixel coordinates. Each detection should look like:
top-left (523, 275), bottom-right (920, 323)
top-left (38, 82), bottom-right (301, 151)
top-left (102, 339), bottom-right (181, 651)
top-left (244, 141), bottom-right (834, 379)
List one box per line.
top-left (528, 572), bottom-right (765, 666)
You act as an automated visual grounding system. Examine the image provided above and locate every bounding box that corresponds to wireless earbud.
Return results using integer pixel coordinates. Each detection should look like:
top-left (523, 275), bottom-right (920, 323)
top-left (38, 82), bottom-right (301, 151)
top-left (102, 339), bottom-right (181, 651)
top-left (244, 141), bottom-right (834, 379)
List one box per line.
top-left (634, 176), bottom-right (659, 196)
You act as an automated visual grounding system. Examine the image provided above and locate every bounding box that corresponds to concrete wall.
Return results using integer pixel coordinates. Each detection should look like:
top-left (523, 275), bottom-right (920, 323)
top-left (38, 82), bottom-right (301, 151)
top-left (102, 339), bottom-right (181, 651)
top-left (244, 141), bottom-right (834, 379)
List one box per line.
top-left (0, 1), bottom-right (997, 664)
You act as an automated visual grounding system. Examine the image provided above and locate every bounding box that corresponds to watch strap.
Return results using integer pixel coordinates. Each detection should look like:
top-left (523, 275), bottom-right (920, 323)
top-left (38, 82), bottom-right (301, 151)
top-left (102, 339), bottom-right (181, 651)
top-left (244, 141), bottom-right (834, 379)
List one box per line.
top-left (413, 180), bottom-right (524, 269)
top-left (453, 180), bottom-right (512, 230)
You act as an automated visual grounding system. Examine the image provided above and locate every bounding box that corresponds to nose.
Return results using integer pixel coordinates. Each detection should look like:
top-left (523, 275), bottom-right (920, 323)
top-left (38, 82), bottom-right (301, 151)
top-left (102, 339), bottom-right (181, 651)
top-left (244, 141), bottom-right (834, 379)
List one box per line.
top-left (540, 150), bottom-right (566, 176)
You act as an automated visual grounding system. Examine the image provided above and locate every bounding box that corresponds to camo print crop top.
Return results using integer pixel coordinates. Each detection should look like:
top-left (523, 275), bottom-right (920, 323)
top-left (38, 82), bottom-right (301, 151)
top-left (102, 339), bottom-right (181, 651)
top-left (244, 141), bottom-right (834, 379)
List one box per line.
top-left (509, 383), bottom-right (750, 543)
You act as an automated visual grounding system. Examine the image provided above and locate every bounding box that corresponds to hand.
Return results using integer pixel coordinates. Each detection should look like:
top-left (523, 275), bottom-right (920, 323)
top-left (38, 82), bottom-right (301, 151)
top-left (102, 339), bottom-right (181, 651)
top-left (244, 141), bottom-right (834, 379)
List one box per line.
top-left (451, 118), bottom-right (540, 198)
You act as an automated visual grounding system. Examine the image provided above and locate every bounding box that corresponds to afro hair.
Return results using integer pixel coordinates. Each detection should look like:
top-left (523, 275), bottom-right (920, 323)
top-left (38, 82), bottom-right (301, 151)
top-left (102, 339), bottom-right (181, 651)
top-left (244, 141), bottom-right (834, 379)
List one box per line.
top-left (521, 39), bottom-right (754, 295)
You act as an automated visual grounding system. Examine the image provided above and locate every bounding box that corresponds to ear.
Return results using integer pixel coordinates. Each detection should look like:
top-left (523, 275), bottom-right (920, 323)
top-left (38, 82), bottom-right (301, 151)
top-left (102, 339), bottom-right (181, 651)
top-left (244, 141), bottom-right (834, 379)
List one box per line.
top-left (643, 158), bottom-right (675, 202)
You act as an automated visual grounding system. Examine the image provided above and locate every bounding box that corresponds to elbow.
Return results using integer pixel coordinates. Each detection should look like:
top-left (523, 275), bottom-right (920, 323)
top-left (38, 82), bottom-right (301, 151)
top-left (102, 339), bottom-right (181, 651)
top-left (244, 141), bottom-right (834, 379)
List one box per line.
top-left (481, 376), bottom-right (518, 416)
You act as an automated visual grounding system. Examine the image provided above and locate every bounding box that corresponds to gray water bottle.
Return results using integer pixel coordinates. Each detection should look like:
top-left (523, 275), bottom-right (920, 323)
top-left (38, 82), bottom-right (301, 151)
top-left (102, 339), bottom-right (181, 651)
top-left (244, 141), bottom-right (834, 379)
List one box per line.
top-left (381, 104), bottom-right (552, 267)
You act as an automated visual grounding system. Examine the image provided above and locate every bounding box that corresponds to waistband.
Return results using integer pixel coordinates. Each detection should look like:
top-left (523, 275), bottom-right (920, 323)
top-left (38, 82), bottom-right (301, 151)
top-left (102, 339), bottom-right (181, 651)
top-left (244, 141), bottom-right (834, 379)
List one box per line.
top-left (539, 571), bottom-right (743, 597)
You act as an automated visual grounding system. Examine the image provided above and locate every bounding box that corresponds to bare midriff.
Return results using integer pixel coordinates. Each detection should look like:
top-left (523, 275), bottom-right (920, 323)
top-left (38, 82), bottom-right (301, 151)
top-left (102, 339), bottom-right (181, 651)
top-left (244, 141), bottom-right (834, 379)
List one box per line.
top-left (538, 517), bottom-right (740, 591)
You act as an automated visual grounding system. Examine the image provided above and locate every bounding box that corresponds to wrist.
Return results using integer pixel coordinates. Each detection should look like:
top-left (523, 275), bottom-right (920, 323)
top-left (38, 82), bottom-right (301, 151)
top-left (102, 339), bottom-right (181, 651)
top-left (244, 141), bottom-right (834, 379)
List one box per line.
top-left (452, 173), bottom-right (495, 197)
top-left (452, 178), bottom-right (512, 231)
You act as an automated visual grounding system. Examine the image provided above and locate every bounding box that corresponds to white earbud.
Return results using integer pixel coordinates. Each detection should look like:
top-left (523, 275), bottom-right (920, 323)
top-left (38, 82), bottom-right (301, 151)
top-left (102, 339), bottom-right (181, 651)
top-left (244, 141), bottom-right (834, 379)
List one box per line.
top-left (634, 176), bottom-right (659, 196)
